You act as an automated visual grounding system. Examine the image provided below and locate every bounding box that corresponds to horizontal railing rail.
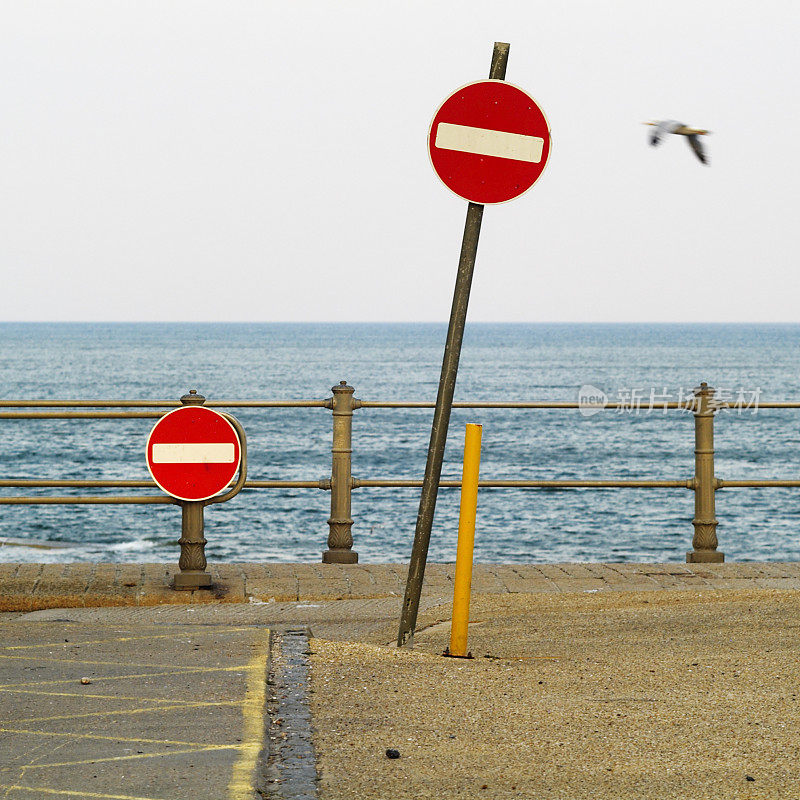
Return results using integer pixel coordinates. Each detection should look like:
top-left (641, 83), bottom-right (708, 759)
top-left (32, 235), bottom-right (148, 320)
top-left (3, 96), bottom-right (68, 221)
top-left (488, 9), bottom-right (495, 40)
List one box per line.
top-left (354, 479), bottom-right (693, 488)
top-left (2, 379), bottom-right (799, 576)
top-left (0, 400), bottom-right (330, 407)
top-left (362, 401), bottom-right (800, 408)
top-left (5, 399), bottom-right (800, 409)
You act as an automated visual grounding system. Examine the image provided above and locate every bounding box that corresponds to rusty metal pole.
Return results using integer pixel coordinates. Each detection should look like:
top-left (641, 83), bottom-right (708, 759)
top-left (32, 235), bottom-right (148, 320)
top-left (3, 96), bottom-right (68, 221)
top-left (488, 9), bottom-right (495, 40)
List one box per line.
top-left (687, 382), bottom-right (724, 563)
top-left (398, 42), bottom-right (510, 648)
top-left (174, 389), bottom-right (214, 589)
top-left (323, 381), bottom-right (359, 564)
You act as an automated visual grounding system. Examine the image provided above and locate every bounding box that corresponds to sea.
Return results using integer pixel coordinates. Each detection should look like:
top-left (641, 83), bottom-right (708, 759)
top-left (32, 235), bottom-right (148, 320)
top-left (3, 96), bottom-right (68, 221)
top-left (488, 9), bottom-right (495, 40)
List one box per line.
top-left (1, 322), bottom-right (800, 565)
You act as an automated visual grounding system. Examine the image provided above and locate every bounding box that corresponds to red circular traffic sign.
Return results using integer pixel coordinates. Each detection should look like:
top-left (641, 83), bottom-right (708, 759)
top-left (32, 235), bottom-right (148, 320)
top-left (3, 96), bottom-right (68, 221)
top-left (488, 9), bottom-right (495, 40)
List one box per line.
top-left (146, 406), bottom-right (241, 502)
top-left (428, 79), bottom-right (551, 204)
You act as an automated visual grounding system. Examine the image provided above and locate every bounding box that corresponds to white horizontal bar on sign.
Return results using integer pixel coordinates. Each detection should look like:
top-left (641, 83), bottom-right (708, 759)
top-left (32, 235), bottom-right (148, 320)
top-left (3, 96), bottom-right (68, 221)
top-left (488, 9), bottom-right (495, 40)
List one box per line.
top-left (435, 122), bottom-right (544, 163)
top-left (152, 443), bottom-right (235, 464)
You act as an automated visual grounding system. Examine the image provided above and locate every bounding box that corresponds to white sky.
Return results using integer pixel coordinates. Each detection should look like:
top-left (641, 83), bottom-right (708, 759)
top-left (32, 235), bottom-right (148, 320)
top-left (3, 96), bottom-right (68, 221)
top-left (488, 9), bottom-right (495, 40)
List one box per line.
top-left (1, 1), bottom-right (798, 322)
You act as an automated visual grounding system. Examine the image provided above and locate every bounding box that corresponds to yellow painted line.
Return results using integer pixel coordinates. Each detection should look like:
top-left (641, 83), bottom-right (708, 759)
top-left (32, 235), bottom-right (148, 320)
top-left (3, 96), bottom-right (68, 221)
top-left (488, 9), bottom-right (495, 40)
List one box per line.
top-left (19, 700), bottom-right (238, 724)
top-left (0, 688), bottom-right (219, 705)
top-left (22, 745), bottom-right (232, 769)
top-left (0, 785), bottom-right (169, 800)
top-left (0, 663), bottom-right (248, 690)
top-left (0, 653), bottom-right (247, 669)
top-left (0, 727), bottom-right (236, 748)
top-left (227, 628), bottom-right (270, 800)
top-left (1, 627), bottom-right (253, 651)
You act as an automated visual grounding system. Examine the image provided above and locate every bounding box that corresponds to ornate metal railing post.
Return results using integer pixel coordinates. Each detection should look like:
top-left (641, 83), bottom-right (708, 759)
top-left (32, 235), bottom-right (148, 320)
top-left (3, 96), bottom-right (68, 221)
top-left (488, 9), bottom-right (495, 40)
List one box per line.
top-left (174, 389), bottom-right (214, 589)
top-left (323, 381), bottom-right (359, 564)
top-left (687, 382), bottom-right (723, 563)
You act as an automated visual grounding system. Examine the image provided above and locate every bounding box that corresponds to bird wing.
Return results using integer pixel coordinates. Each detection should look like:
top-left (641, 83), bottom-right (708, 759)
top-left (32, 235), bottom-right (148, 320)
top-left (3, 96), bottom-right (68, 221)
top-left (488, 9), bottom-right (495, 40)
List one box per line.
top-left (650, 119), bottom-right (683, 147)
top-left (686, 134), bottom-right (708, 164)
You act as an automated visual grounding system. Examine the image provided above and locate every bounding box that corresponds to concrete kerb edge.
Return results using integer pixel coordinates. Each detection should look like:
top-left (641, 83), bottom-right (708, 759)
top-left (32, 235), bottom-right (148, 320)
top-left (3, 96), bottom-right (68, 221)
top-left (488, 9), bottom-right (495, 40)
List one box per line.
top-left (2, 562), bottom-right (800, 613)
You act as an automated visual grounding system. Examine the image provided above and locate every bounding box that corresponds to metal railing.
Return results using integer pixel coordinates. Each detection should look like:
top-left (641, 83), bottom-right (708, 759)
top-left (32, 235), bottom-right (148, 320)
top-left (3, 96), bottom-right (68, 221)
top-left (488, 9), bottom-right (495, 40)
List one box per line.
top-left (2, 380), bottom-right (800, 580)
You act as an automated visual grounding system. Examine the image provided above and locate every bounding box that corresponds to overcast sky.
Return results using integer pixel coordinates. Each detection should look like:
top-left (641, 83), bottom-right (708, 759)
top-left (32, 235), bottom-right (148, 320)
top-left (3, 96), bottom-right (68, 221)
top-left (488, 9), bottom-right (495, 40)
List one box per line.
top-left (2, 1), bottom-right (798, 322)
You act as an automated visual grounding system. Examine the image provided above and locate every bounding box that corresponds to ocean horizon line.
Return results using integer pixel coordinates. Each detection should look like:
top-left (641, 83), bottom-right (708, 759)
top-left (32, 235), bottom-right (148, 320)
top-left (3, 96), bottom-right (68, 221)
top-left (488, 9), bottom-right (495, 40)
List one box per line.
top-left (4, 320), bottom-right (800, 327)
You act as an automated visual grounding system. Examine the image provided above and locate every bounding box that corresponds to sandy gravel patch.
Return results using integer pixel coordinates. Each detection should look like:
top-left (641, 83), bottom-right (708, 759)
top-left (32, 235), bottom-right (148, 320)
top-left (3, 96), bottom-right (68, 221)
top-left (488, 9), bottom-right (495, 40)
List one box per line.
top-left (310, 589), bottom-right (800, 799)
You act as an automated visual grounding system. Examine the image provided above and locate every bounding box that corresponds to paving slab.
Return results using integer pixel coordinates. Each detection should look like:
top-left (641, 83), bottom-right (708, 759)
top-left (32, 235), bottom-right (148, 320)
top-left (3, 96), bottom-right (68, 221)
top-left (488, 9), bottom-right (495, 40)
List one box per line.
top-left (337, 565), bottom-right (381, 598)
top-left (297, 564), bottom-right (349, 600)
top-left (359, 564), bottom-right (406, 595)
top-left (208, 563), bottom-right (247, 601)
top-left (502, 571), bottom-right (558, 593)
top-left (248, 562), bottom-right (300, 602)
top-left (85, 563), bottom-right (120, 599)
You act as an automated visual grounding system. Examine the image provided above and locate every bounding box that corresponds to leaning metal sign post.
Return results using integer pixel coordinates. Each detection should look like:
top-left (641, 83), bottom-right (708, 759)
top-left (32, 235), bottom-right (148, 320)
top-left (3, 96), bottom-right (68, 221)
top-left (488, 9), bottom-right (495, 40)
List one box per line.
top-left (397, 42), bottom-right (551, 647)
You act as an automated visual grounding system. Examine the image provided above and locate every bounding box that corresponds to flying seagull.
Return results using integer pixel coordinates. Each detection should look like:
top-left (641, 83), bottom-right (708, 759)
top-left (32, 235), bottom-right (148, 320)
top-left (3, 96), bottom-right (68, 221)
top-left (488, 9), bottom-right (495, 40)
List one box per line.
top-left (644, 120), bottom-right (710, 165)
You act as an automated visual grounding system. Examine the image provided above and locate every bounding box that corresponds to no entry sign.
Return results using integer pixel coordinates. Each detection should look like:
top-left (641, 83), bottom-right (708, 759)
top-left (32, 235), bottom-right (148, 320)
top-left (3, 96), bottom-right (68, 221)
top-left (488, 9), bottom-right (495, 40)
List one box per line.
top-left (146, 406), bottom-right (241, 502)
top-left (428, 79), bottom-right (551, 204)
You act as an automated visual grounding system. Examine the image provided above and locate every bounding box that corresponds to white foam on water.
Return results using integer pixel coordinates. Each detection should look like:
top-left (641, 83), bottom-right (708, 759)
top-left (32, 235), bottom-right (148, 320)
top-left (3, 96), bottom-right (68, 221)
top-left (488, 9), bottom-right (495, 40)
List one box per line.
top-left (107, 539), bottom-right (157, 552)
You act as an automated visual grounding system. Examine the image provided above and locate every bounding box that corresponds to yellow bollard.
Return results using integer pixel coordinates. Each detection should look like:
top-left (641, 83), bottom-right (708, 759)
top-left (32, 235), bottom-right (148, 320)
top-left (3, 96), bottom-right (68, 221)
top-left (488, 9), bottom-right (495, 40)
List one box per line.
top-left (445, 423), bottom-right (482, 658)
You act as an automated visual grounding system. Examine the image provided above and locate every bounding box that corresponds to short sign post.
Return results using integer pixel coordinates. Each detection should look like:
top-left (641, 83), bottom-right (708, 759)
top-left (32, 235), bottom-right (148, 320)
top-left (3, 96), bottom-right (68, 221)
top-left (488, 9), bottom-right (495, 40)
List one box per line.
top-left (443, 424), bottom-right (482, 659)
top-left (398, 43), bottom-right (550, 647)
top-left (146, 391), bottom-right (246, 589)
